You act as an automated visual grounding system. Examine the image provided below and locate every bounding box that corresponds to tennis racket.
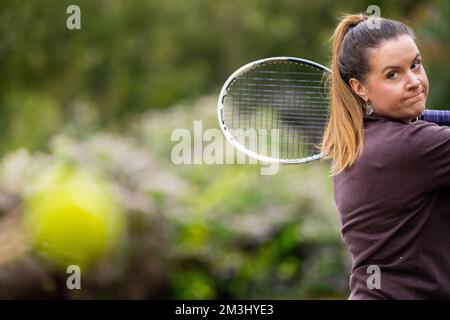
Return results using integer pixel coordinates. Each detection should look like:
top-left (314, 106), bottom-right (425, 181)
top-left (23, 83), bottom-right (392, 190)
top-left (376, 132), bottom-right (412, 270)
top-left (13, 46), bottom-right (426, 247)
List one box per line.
top-left (217, 57), bottom-right (450, 164)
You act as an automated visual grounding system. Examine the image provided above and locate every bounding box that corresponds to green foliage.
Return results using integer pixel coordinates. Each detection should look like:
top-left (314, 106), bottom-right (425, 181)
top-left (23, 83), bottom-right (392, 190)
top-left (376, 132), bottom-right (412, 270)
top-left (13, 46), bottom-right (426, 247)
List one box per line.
top-left (415, 0), bottom-right (450, 109)
top-left (1, 0), bottom-right (447, 155)
top-left (0, 0), bottom-right (448, 299)
top-left (133, 96), bottom-right (348, 299)
top-left (1, 92), bottom-right (63, 152)
top-left (0, 95), bottom-right (349, 299)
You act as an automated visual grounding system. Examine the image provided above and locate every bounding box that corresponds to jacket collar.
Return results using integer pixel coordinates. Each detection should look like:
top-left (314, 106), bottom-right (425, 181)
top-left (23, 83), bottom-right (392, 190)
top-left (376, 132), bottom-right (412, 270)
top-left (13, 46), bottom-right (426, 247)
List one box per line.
top-left (363, 111), bottom-right (408, 124)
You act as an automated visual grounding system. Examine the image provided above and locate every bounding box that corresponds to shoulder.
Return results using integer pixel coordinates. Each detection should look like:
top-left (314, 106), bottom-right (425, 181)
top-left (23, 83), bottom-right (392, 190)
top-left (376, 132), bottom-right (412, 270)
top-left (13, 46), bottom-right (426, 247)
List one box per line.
top-left (361, 119), bottom-right (450, 167)
top-left (363, 119), bottom-right (410, 156)
top-left (406, 120), bottom-right (450, 146)
top-left (408, 119), bottom-right (448, 132)
top-left (403, 121), bottom-right (450, 189)
top-left (365, 118), bottom-right (450, 149)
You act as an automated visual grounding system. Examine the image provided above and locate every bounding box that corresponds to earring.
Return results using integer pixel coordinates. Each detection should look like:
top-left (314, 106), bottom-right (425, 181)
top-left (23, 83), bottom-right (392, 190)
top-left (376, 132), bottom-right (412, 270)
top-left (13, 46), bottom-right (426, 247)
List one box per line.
top-left (364, 102), bottom-right (373, 115)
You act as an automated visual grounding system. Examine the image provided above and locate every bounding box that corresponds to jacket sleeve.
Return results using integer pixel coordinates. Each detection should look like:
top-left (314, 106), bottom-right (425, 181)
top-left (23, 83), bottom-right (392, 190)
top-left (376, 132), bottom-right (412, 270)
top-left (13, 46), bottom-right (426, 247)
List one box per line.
top-left (408, 121), bottom-right (450, 190)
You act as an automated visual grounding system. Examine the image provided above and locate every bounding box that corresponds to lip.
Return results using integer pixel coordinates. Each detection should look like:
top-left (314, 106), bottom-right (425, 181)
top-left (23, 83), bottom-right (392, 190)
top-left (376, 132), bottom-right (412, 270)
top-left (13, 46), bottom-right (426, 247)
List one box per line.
top-left (405, 90), bottom-right (424, 101)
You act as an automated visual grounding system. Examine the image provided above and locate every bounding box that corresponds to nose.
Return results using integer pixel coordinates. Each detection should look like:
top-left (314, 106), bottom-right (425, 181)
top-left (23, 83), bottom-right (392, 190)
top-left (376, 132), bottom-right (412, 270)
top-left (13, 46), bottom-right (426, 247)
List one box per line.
top-left (406, 71), bottom-right (421, 91)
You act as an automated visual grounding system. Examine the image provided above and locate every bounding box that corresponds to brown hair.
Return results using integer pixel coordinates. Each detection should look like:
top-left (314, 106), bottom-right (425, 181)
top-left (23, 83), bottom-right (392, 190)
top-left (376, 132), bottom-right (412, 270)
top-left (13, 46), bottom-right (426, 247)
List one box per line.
top-left (321, 14), bottom-right (414, 175)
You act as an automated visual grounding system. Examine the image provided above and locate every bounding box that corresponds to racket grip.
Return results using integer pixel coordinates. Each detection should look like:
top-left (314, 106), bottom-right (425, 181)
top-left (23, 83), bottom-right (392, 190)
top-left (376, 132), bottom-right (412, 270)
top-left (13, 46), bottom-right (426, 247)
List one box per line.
top-left (419, 110), bottom-right (450, 126)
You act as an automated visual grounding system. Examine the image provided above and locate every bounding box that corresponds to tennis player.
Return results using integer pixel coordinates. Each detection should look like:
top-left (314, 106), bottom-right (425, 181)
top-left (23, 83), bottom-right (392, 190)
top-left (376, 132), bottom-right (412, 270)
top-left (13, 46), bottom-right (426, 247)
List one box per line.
top-left (321, 14), bottom-right (450, 299)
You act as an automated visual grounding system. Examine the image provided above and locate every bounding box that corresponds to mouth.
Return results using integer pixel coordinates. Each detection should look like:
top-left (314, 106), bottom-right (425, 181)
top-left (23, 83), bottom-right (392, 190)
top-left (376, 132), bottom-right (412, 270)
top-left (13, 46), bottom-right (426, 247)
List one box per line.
top-left (404, 90), bottom-right (424, 102)
top-left (403, 90), bottom-right (425, 103)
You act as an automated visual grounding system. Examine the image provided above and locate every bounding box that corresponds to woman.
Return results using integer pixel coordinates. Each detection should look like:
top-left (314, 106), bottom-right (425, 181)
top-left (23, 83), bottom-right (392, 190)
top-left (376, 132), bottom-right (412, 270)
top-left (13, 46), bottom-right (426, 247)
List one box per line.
top-left (321, 14), bottom-right (450, 299)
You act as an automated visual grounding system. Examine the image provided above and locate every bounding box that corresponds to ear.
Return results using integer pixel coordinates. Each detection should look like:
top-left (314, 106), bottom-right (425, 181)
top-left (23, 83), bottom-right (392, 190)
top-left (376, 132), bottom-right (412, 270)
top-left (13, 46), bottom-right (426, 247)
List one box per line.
top-left (348, 78), bottom-right (368, 102)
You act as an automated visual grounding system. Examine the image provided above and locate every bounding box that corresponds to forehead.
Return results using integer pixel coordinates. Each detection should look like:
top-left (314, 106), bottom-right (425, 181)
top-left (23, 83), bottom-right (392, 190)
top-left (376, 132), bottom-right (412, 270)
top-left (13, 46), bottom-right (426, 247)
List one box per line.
top-left (368, 35), bottom-right (419, 70)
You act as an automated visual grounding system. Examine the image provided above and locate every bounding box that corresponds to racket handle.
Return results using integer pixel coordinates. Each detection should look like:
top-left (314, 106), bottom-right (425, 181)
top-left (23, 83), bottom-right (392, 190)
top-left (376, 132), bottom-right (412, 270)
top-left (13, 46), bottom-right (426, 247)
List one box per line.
top-left (419, 110), bottom-right (450, 125)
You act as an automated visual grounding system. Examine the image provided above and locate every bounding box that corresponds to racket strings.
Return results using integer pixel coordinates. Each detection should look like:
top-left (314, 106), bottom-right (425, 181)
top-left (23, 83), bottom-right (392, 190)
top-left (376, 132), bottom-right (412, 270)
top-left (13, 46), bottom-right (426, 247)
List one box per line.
top-left (223, 60), bottom-right (329, 160)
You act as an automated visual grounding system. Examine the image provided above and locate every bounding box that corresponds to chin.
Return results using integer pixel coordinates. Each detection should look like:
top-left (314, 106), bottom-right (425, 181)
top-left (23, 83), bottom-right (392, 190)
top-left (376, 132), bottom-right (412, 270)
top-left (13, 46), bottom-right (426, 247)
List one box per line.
top-left (415, 104), bottom-right (426, 115)
top-left (401, 105), bottom-right (424, 123)
top-left (409, 102), bottom-right (426, 116)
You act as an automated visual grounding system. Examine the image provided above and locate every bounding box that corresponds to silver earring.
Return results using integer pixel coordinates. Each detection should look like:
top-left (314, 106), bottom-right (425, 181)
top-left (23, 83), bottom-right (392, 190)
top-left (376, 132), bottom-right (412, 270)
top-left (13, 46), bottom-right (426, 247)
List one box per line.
top-left (364, 102), bottom-right (373, 115)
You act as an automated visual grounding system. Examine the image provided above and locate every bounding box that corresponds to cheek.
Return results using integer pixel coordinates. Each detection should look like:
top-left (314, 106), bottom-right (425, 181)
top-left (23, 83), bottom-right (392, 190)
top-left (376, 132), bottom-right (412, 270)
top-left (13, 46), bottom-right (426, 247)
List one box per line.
top-left (369, 82), bottom-right (403, 106)
top-left (421, 71), bottom-right (429, 96)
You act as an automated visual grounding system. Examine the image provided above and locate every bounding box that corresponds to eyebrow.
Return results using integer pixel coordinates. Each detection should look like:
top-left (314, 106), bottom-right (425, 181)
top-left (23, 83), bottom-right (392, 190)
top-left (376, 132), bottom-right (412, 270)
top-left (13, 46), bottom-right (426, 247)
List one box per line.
top-left (381, 53), bottom-right (421, 73)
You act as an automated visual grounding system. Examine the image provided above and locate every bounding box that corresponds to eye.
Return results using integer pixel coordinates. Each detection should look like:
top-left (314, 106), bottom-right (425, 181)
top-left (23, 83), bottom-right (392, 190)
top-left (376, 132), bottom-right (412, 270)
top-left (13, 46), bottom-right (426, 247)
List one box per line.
top-left (411, 60), bottom-right (422, 70)
top-left (387, 71), bottom-right (399, 79)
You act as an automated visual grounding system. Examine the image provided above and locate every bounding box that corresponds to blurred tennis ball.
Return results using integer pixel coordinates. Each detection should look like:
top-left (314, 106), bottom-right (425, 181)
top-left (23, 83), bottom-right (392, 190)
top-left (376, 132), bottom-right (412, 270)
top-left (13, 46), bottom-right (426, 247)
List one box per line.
top-left (23, 164), bottom-right (125, 269)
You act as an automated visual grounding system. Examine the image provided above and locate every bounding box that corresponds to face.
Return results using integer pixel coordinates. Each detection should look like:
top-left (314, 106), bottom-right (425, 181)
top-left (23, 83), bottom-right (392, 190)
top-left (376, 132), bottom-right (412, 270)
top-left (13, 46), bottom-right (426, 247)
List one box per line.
top-left (350, 34), bottom-right (429, 123)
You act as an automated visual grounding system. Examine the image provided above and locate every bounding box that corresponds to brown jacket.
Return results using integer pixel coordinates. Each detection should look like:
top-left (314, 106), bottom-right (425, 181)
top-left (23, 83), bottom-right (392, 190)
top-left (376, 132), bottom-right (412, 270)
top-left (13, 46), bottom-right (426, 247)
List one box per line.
top-left (334, 112), bottom-right (450, 299)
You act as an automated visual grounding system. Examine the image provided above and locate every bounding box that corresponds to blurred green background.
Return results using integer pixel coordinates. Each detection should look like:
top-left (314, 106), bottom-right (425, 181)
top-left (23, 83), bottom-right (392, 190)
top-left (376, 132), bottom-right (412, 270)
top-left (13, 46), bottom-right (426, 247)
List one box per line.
top-left (0, 0), bottom-right (448, 299)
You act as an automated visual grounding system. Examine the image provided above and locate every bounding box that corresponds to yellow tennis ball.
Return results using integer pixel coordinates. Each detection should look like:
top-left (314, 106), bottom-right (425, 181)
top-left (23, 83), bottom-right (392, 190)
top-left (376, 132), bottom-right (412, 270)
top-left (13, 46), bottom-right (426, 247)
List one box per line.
top-left (23, 164), bottom-right (125, 270)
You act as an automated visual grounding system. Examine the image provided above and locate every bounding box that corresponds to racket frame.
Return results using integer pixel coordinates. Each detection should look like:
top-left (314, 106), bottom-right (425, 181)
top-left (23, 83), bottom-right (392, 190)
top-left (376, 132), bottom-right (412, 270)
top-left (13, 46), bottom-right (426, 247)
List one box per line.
top-left (218, 56), bottom-right (331, 164)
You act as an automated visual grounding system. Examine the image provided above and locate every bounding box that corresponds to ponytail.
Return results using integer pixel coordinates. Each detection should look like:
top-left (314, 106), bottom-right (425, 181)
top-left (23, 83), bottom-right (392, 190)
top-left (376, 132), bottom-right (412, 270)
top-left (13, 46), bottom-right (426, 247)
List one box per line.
top-left (321, 14), bottom-right (414, 175)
